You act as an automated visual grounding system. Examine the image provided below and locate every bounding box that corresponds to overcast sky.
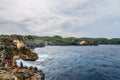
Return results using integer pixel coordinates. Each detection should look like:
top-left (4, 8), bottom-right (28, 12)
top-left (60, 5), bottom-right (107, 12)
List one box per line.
top-left (0, 0), bottom-right (120, 38)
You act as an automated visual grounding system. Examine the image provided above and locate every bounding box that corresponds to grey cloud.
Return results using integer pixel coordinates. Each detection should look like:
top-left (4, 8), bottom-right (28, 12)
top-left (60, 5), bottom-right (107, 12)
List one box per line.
top-left (0, 0), bottom-right (120, 38)
top-left (52, 0), bottom-right (107, 17)
top-left (0, 20), bottom-right (32, 34)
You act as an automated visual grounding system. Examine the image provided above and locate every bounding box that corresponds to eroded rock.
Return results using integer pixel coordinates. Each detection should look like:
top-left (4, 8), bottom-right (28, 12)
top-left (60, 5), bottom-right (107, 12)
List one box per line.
top-left (0, 36), bottom-right (44, 80)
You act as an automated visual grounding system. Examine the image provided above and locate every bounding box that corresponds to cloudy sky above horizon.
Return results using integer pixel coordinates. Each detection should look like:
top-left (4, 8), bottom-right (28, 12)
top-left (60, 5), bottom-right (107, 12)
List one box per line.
top-left (0, 0), bottom-right (120, 38)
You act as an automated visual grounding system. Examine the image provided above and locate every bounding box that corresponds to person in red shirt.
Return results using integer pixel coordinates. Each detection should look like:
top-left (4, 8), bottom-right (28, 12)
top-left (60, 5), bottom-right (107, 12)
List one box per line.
top-left (8, 59), bottom-right (13, 67)
top-left (29, 77), bottom-right (32, 80)
top-left (14, 61), bottom-right (18, 68)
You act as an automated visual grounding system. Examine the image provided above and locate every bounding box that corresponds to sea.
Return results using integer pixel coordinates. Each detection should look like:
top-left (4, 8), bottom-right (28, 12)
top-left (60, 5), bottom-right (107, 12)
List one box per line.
top-left (21, 45), bottom-right (120, 80)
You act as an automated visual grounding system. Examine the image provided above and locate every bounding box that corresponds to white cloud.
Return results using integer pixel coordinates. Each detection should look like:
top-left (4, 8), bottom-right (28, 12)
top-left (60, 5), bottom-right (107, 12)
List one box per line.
top-left (0, 0), bottom-right (52, 21)
top-left (0, 0), bottom-right (120, 38)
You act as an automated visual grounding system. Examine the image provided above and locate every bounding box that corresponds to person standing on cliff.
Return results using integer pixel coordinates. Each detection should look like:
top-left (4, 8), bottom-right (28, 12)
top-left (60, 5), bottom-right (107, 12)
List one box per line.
top-left (8, 59), bottom-right (13, 67)
top-left (14, 61), bottom-right (18, 68)
top-left (5, 62), bottom-right (8, 71)
top-left (20, 61), bottom-right (23, 68)
top-left (29, 77), bottom-right (32, 80)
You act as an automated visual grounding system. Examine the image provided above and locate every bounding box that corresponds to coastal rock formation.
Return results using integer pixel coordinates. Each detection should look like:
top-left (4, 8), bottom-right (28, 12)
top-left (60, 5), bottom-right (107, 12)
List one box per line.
top-left (12, 39), bottom-right (38, 61)
top-left (0, 38), bottom-right (38, 61)
top-left (0, 67), bottom-right (44, 80)
top-left (0, 36), bottom-right (44, 80)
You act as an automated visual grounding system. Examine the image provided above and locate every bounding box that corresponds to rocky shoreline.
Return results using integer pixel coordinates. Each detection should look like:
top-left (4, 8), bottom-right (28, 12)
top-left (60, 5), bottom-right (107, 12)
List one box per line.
top-left (0, 66), bottom-right (44, 80)
top-left (0, 36), bottom-right (44, 80)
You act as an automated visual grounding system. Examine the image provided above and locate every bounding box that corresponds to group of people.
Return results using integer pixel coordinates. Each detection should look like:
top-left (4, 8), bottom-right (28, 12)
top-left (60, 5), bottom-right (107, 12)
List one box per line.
top-left (4, 59), bottom-right (23, 70)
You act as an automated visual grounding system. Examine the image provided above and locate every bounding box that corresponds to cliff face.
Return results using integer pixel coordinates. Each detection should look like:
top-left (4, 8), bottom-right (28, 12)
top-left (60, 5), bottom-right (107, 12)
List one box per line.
top-left (13, 47), bottom-right (38, 61)
top-left (0, 38), bottom-right (38, 62)
top-left (0, 37), bottom-right (44, 80)
top-left (0, 67), bottom-right (44, 80)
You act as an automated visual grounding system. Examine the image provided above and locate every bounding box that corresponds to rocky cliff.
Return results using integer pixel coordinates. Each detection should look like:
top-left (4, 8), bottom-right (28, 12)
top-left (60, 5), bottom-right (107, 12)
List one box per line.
top-left (0, 38), bottom-right (38, 61)
top-left (0, 37), bottom-right (44, 80)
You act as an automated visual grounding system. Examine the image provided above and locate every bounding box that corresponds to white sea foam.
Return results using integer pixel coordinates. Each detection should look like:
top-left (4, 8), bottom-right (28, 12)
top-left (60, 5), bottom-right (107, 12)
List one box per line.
top-left (37, 54), bottom-right (51, 61)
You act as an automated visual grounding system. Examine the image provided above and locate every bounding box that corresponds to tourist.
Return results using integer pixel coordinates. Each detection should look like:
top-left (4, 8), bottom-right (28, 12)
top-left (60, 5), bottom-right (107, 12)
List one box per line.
top-left (5, 62), bottom-right (8, 71)
top-left (20, 61), bottom-right (23, 68)
top-left (14, 61), bottom-right (18, 68)
top-left (8, 59), bottom-right (13, 67)
top-left (0, 60), bottom-right (2, 67)
top-left (29, 77), bottom-right (32, 80)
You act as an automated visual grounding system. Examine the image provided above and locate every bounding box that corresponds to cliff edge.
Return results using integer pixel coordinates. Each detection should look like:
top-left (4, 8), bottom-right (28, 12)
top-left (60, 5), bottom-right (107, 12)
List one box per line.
top-left (0, 38), bottom-right (44, 80)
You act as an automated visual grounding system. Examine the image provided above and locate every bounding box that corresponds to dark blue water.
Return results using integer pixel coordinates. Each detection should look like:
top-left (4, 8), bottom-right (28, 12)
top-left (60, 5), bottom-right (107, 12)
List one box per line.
top-left (25, 45), bottom-right (120, 80)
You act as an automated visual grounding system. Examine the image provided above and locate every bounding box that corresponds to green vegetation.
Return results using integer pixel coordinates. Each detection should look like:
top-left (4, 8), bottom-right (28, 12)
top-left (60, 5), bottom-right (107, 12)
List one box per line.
top-left (25, 35), bottom-right (120, 45)
top-left (0, 34), bottom-right (120, 46)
